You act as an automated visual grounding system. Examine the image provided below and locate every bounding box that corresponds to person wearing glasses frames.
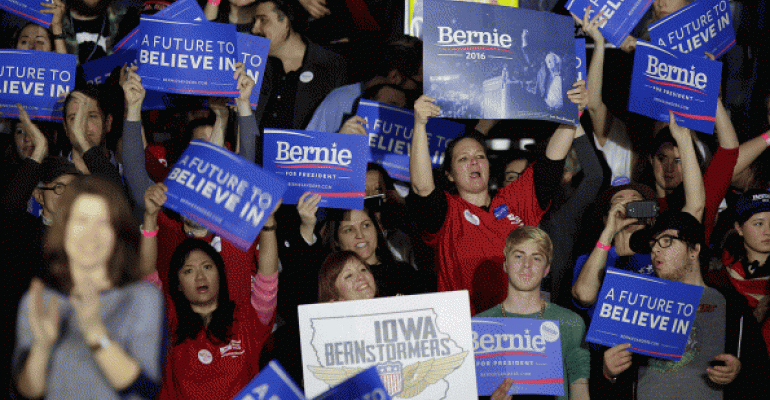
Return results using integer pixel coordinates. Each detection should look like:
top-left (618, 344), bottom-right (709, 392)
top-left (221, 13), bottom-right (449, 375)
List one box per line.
top-left (594, 211), bottom-right (769, 399)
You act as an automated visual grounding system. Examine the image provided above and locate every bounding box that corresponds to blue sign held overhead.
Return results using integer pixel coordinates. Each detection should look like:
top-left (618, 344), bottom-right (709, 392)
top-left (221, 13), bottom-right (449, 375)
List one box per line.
top-left (575, 38), bottom-right (587, 84)
top-left (586, 268), bottom-right (704, 360)
top-left (163, 140), bottom-right (287, 251)
top-left (0, 0), bottom-right (53, 27)
top-left (314, 366), bottom-right (391, 400)
top-left (472, 318), bottom-right (564, 396)
top-left (355, 100), bottom-right (464, 182)
top-left (236, 33), bottom-right (270, 110)
top-left (114, 0), bottom-right (207, 53)
top-left (232, 360), bottom-right (306, 400)
top-left (137, 18), bottom-right (239, 96)
top-left (263, 129), bottom-right (369, 210)
top-left (565, 0), bottom-right (654, 48)
top-left (423, 0), bottom-right (578, 124)
top-left (0, 50), bottom-right (76, 122)
top-left (648, 0), bottom-right (735, 59)
top-left (628, 40), bottom-right (722, 134)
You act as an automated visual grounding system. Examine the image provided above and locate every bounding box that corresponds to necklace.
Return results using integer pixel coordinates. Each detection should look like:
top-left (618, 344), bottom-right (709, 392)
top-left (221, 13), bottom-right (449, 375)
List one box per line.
top-left (501, 300), bottom-right (546, 319)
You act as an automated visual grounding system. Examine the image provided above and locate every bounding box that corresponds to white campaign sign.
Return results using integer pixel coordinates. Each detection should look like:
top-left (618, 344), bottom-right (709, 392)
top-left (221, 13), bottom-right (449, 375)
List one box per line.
top-left (298, 291), bottom-right (477, 399)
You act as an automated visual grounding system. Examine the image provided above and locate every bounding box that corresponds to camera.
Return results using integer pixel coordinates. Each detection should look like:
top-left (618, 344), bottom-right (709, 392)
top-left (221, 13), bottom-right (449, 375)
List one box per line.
top-left (626, 201), bottom-right (659, 219)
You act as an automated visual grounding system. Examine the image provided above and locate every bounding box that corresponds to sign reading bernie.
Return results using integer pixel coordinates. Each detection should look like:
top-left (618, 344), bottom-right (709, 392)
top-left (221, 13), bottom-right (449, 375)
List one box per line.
top-left (163, 140), bottom-right (287, 251)
top-left (648, 0), bottom-right (735, 58)
top-left (473, 318), bottom-right (564, 396)
top-left (137, 17), bottom-right (239, 96)
top-left (263, 128), bottom-right (368, 209)
top-left (355, 100), bottom-right (464, 182)
top-left (628, 40), bottom-right (722, 134)
top-left (0, 50), bottom-right (76, 122)
top-left (586, 268), bottom-right (703, 360)
top-left (299, 291), bottom-right (477, 399)
top-left (565, 0), bottom-right (653, 47)
top-left (423, 0), bottom-right (578, 124)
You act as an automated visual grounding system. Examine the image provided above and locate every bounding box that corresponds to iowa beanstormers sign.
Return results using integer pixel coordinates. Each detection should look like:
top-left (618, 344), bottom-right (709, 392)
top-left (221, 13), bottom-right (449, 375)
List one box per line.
top-left (299, 291), bottom-right (477, 399)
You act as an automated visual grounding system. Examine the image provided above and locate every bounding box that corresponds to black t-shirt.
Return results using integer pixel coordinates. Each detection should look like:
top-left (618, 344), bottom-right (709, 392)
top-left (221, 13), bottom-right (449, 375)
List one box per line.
top-left (71, 15), bottom-right (109, 63)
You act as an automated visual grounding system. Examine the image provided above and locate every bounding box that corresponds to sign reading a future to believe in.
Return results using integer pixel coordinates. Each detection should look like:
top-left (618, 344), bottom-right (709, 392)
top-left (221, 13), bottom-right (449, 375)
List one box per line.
top-left (586, 268), bottom-right (703, 360)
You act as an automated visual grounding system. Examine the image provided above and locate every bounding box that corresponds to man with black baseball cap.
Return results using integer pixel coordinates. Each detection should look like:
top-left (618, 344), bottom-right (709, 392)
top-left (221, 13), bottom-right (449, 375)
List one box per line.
top-left (596, 211), bottom-right (769, 399)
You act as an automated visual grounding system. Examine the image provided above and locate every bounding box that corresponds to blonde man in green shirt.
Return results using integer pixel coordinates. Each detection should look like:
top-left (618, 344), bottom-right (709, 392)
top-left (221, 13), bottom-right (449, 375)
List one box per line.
top-left (477, 226), bottom-right (590, 400)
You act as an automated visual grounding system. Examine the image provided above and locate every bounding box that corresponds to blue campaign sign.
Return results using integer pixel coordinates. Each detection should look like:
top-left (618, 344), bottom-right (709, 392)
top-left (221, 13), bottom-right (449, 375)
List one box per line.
top-left (137, 18), bottom-right (239, 96)
top-left (163, 140), bottom-right (287, 251)
top-left (472, 318), bottom-right (564, 396)
top-left (232, 360), bottom-right (306, 400)
top-left (586, 268), bottom-right (704, 360)
top-left (314, 366), bottom-right (391, 400)
top-left (423, 0), bottom-right (578, 124)
top-left (0, 50), bottom-right (76, 122)
top-left (575, 38), bottom-right (587, 83)
top-left (114, 0), bottom-right (206, 53)
top-left (565, 0), bottom-right (653, 48)
top-left (628, 41), bottom-right (722, 134)
top-left (262, 129), bottom-right (368, 210)
top-left (648, 0), bottom-right (735, 59)
top-left (0, 0), bottom-right (53, 27)
top-left (236, 33), bottom-right (270, 110)
top-left (355, 100), bottom-right (464, 182)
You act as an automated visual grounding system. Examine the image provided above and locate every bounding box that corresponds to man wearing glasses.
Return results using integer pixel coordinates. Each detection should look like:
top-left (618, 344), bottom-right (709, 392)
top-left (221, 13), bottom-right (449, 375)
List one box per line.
top-left (596, 211), bottom-right (769, 399)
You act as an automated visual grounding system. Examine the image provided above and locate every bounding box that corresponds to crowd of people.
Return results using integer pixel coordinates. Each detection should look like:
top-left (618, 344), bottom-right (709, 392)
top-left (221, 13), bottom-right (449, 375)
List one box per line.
top-left (2, 0), bottom-right (770, 399)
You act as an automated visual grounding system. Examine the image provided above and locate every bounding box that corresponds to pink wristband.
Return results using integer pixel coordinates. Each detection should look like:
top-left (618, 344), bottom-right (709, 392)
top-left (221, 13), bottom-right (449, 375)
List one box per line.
top-left (140, 225), bottom-right (159, 237)
top-left (208, 0), bottom-right (221, 5)
top-left (762, 132), bottom-right (770, 146)
top-left (596, 241), bottom-right (611, 251)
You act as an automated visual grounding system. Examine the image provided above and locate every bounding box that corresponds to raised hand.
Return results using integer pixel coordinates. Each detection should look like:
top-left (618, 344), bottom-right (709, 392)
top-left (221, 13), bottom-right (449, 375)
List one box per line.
top-left (16, 103), bottom-right (48, 162)
top-left (121, 65), bottom-right (145, 122)
top-left (27, 278), bottom-right (60, 349)
top-left (414, 95), bottom-right (440, 126)
top-left (40, 0), bottom-right (65, 30)
top-left (234, 62), bottom-right (255, 115)
top-left (65, 92), bottom-right (97, 154)
top-left (339, 116), bottom-right (367, 135)
top-left (299, 0), bottom-right (331, 19)
top-left (144, 182), bottom-right (167, 219)
top-left (567, 80), bottom-right (589, 111)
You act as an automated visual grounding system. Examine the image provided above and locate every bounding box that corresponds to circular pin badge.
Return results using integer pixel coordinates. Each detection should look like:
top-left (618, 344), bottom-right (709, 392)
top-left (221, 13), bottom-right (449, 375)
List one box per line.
top-left (299, 71), bottom-right (314, 83)
top-left (540, 321), bottom-right (560, 343)
top-left (198, 349), bottom-right (213, 365)
top-left (464, 209), bottom-right (480, 226)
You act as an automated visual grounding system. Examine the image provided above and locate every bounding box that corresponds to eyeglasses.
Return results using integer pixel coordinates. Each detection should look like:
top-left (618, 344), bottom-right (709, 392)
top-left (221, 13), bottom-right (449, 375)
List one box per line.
top-left (39, 182), bottom-right (67, 195)
top-left (649, 234), bottom-right (681, 250)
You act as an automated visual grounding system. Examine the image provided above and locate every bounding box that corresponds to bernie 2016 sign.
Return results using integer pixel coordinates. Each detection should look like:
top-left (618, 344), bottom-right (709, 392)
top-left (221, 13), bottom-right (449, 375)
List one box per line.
top-left (423, 0), bottom-right (578, 124)
top-left (136, 17), bottom-right (239, 96)
top-left (355, 100), bottom-right (465, 182)
top-left (262, 129), bottom-right (369, 209)
top-left (0, 50), bottom-right (76, 122)
top-left (565, 0), bottom-right (653, 48)
top-left (163, 140), bottom-right (287, 251)
top-left (586, 268), bottom-right (704, 360)
top-left (472, 318), bottom-right (564, 397)
top-left (648, 0), bottom-right (735, 59)
top-left (628, 41), bottom-right (722, 134)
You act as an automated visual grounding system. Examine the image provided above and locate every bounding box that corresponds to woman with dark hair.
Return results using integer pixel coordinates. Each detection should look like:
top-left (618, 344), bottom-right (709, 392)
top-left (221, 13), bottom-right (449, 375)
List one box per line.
top-left (159, 238), bottom-right (274, 399)
top-left (13, 175), bottom-right (165, 399)
top-left (318, 251), bottom-right (377, 302)
top-left (408, 92), bottom-right (585, 314)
